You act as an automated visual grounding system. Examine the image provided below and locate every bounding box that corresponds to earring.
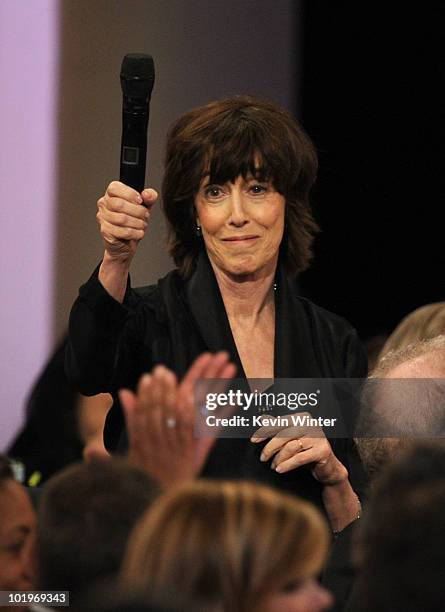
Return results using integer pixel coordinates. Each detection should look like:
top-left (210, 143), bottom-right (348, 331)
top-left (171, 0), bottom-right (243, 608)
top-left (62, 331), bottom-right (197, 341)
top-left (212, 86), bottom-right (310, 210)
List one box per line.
top-left (196, 224), bottom-right (202, 236)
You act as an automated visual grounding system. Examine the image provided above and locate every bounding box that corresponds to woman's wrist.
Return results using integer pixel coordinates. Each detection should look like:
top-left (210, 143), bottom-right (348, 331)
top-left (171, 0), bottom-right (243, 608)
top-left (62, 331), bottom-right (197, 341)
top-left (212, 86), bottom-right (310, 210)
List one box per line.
top-left (321, 477), bottom-right (362, 535)
top-left (99, 252), bottom-right (132, 303)
top-left (313, 454), bottom-right (349, 486)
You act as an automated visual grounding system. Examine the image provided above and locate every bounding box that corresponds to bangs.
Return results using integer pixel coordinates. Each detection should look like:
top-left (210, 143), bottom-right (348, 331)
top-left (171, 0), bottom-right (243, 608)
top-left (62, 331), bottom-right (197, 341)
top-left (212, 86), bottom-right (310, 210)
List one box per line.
top-left (201, 118), bottom-right (282, 188)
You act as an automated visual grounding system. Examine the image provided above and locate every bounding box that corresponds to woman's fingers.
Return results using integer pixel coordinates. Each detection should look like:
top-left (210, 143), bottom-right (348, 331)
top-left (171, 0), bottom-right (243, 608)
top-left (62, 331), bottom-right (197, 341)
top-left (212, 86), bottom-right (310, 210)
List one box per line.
top-left (266, 435), bottom-right (347, 484)
top-left (251, 422), bottom-right (308, 446)
top-left (219, 362), bottom-right (237, 381)
top-left (175, 353), bottom-right (212, 416)
top-left (201, 351), bottom-right (230, 379)
top-left (251, 415), bottom-right (336, 476)
top-left (161, 367), bottom-right (179, 415)
top-left (258, 431), bottom-right (291, 461)
top-left (96, 181), bottom-right (158, 260)
top-left (119, 388), bottom-right (137, 424)
top-left (270, 437), bottom-right (316, 470)
top-left (120, 354), bottom-right (238, 488)
top-left (251, 411), bottom-right (323, 444)
top-left (152, 366), bottom-right (181, 441)
top-left (136, 372), bottom-right (152, 403)
top-left (122, 362), bottom-right (216, 488)
top-left (173, 352), bottom-right (236, 447)
top-left (120, 387), bottom-right (147, 460)
top-left (272, 446), bottom-right (321, 474)
top-left (99, 207), bottom-right (148, 230)
top-left (179, 352), bottom-right (213, 391)
top-left (99, 196), bottom-right (149, 219)
top-left (106, 180), bottom-right (144, 203)
top-left (100, 220), bottom-right (146, 242)
top-left (177, 352), bottom-right (235, 404)
top-left (200, 352), bottom-right (237, 404)
top-left (141, 187), bottom-right (158, 208)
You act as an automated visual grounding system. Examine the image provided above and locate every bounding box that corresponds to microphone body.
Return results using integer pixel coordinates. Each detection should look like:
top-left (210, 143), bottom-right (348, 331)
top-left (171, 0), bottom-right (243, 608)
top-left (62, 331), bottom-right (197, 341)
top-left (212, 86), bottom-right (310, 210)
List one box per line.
top-left (119, 54), bottom-right (155, 194)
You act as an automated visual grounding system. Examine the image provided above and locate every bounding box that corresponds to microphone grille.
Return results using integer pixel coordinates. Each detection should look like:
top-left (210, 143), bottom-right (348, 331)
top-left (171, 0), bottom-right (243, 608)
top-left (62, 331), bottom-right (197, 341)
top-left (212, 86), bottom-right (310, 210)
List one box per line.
top-left (120, 54), bottom-right (155, 98)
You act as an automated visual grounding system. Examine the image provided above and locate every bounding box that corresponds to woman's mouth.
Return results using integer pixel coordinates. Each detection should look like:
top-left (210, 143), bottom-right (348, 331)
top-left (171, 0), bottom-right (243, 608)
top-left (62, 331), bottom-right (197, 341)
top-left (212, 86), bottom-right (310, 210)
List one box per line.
top-left (222, 235), bottom-right (259, 243)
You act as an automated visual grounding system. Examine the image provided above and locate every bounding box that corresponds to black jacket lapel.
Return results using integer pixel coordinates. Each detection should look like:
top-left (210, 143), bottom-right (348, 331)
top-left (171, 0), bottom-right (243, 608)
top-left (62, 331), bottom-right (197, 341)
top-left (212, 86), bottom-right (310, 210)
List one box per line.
top-left (274, 262), bottom-right (318, 378)
top-left (185, 250), bottom-right (246, 378)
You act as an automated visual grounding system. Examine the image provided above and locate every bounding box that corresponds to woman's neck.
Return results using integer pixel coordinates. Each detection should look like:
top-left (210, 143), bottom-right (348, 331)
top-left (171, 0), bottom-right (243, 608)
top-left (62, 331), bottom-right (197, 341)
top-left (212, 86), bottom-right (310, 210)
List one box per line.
top-left (211, 261), bottom-right (277, 322)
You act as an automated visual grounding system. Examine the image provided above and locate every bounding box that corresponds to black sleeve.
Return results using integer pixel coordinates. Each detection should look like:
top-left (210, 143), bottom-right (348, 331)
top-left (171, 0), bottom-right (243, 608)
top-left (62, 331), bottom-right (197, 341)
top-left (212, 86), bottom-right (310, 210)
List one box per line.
top-left (65, 265), bottom-right (147, 396)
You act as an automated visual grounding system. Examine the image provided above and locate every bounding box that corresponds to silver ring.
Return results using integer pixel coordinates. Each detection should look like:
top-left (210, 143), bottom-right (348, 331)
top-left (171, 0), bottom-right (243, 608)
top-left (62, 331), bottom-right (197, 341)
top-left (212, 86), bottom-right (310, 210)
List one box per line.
top-left (166, 417), bottom-right (177, 429)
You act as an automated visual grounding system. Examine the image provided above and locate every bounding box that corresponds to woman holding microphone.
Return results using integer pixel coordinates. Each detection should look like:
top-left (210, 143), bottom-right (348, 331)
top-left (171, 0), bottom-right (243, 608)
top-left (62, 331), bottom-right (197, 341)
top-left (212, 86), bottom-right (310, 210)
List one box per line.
top-left (66, 95), bottom-right (365, 530)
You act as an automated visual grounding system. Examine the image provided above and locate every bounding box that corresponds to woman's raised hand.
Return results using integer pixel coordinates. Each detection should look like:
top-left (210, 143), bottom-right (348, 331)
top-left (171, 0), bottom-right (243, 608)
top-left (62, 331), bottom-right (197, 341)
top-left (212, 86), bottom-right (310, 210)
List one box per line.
top-left (97, 181), bottom-right (157, 301)
top-left (120, 352), bottom-right (237, 490)
top-left (97, 181), bottom-right (157, 264)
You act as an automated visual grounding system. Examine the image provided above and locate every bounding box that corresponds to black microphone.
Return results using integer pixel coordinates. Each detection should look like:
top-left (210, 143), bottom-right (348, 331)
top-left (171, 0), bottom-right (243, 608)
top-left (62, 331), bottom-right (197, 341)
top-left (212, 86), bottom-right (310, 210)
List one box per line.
top-left (119, 54), bottom-right (155, 194)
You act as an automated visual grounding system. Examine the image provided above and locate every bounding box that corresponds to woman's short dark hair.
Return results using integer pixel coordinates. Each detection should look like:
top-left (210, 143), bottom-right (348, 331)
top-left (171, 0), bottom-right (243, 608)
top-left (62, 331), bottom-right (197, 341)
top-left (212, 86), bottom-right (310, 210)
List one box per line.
top-left (162, 95), bottom-right (319, 279)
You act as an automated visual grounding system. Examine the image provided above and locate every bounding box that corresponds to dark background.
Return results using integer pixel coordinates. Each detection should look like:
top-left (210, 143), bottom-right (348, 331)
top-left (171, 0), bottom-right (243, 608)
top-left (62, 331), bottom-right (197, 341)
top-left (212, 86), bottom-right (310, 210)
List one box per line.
top-left (299, 2), bottom-right (444, 340)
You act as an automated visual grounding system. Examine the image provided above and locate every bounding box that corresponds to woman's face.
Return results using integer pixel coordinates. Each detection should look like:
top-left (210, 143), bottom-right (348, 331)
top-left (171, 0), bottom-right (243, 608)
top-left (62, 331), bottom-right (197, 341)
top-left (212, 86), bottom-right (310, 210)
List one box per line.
top-left (194, 175), bottom-right (285, 278)
top-left (263, 577), bottom-right (333, 612)
top-left (0, 480), bottom-right (36, 593)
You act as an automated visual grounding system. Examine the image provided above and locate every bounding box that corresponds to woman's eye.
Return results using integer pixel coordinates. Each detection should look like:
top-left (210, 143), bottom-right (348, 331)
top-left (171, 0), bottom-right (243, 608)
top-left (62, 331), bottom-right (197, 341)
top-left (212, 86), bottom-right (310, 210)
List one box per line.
top-left (204, 185), bottom-right (224, 198)
top-left (249, 183), bottom-right (267, 194)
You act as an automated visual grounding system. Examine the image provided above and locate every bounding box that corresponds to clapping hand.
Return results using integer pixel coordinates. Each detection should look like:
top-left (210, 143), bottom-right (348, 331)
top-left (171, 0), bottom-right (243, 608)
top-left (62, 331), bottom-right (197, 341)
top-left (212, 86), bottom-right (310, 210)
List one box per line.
top-left (119, 352), bottom-right (236, 489)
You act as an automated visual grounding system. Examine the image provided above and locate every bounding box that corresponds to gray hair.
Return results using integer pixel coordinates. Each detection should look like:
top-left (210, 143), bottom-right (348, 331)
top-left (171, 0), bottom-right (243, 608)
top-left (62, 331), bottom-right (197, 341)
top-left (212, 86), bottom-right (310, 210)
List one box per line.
top-left (356, 336), bottom-right (445, 478)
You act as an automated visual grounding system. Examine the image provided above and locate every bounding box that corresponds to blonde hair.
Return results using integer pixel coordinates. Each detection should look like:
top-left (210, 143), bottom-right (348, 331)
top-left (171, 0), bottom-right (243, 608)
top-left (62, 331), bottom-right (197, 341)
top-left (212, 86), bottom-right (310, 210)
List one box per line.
top-left (379, 302), bottom-right (445, 359)
top-left (121, 479), bottom-right (329, 612)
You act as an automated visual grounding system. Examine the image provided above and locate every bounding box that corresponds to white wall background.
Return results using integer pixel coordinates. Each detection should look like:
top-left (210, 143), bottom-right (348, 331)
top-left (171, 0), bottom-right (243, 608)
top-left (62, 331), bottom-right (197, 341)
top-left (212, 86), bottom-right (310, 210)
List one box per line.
top-left (0, 0), bottom-right (59, 450)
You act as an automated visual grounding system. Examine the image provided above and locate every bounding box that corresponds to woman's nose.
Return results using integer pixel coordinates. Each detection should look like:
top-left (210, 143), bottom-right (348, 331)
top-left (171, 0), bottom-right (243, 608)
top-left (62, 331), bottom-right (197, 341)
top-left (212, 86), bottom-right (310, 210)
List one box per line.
top-left (228, 190), bottom-right (249, 226)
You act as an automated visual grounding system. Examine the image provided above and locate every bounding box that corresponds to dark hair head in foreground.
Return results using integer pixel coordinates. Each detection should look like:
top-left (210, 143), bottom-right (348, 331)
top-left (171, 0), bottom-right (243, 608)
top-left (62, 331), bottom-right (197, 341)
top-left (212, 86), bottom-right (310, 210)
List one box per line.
top-left (121, 479), bottom-right (332, 612)
top-left (162, 95), bottom-right (319, 279)
top-left (36, 458), bottom-right (158, 603)
top-left (356, 443), bottom-right (445, 612)
top-left (0, 453), bottom-right (36, 594)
